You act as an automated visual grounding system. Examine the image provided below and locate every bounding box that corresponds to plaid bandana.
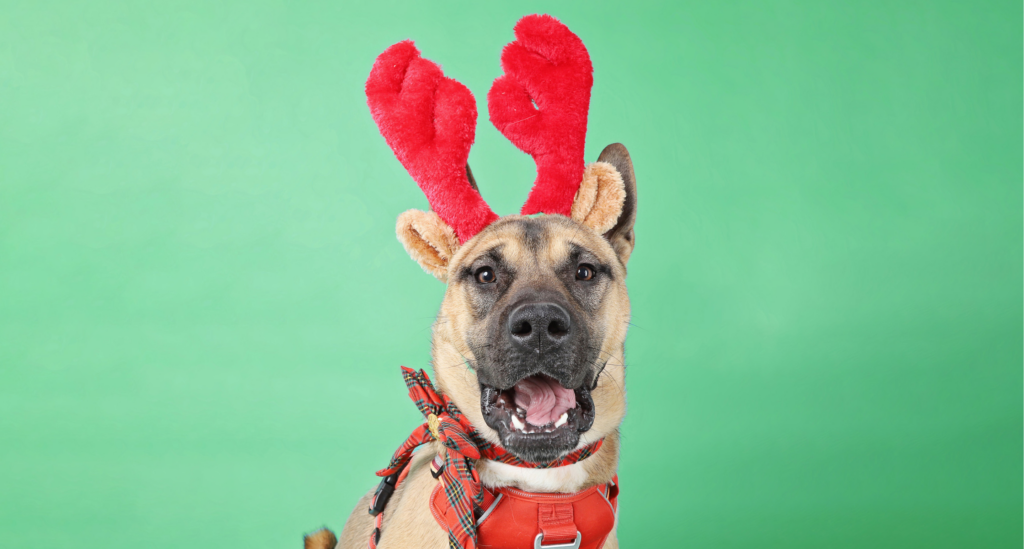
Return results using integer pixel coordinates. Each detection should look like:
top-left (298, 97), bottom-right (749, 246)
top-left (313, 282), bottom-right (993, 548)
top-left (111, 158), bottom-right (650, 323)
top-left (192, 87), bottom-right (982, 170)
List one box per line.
top-left (377, 367), bottom-right (604, 549)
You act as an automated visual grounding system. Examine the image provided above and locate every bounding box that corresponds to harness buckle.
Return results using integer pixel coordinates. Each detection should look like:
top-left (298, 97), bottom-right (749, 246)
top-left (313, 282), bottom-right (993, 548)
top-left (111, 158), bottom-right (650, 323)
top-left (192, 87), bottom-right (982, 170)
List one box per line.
top-left (534, 532), bottom-right (582, 549)
top-left (368, 472), bottom-right (399, 516)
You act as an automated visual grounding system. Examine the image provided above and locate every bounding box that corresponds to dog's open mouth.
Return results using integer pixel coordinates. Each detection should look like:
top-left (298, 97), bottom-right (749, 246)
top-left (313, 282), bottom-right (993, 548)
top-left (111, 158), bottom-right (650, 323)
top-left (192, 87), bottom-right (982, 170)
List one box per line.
top-left (480, 374), bottom-right (595, 463)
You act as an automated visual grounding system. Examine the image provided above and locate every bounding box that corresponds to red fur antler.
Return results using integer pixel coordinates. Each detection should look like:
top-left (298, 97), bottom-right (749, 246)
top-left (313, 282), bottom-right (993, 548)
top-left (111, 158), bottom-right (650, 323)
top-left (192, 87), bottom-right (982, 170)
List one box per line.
top-left (488, 15), bottom-right (594, 217)
top-left (366, 41), bottom-right (498, 243)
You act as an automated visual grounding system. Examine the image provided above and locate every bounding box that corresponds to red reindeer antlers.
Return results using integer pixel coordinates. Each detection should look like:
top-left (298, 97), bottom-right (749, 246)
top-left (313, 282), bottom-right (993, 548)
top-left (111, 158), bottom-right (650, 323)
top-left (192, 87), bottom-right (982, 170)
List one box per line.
top-left (488, 15), bottom-right (593, 217)
top-left (366, 41), bottom-right (498, 244)
top-left (366, 15), bottom-right (594, 241)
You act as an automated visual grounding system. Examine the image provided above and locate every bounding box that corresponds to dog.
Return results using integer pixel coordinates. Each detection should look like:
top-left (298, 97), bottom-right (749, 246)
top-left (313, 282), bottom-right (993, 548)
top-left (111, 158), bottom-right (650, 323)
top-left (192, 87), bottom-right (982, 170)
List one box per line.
top-left (306, 15), bottom-right (637, 549)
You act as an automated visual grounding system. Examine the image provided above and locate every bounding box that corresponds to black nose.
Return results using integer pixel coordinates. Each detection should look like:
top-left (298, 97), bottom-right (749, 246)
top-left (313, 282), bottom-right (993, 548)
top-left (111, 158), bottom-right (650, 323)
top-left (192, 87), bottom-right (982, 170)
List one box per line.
top-left (508, 302), bottom-right (571, 350)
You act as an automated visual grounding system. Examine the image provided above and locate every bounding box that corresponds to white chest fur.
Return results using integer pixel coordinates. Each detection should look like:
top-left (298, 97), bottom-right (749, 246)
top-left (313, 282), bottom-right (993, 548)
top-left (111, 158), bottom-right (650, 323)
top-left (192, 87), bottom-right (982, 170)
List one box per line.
top-left (476, 459), bottom-right (590, 493)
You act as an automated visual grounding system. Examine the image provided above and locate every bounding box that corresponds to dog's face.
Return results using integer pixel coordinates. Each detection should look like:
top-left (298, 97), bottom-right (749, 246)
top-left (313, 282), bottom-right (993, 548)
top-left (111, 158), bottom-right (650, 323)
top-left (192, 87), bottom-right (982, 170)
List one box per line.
top-left (441, 215), bottom-right (629, 462)
top-left (396, 144), bottom-right (637, 463)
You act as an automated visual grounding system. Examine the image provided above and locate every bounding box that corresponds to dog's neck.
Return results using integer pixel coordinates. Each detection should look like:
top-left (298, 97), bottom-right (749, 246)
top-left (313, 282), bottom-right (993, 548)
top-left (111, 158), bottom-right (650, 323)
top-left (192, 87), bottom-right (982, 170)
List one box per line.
top-left (475, 431), bottom-right (620, 493)
top-left (477, 460), bottom-right (590, 493)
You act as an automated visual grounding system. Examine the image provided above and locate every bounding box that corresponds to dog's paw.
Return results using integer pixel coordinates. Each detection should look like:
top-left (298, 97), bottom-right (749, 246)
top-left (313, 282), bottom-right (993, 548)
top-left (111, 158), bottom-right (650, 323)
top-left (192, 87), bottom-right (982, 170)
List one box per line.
top-left (303, 528), bottom-right (337, 549)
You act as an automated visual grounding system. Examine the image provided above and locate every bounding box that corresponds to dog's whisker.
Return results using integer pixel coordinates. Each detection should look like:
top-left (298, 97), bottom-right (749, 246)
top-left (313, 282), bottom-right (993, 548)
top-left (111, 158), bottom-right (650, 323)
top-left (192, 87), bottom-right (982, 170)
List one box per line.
top-left (598, 367), bottom-right (626, 397)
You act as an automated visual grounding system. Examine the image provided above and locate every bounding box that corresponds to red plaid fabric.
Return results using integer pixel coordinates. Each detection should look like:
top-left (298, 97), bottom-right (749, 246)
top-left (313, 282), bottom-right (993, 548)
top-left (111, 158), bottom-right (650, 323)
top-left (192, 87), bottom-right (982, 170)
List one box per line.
top-left (376, 367), bottom-right (604, 549)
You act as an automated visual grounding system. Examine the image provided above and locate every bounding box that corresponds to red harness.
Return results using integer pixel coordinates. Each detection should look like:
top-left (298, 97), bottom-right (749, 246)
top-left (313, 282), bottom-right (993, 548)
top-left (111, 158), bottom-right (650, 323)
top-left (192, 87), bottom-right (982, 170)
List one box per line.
top-left (429, 456), bottom-right (619, 549)
top-left (368, 368), bottom-right (618, 549)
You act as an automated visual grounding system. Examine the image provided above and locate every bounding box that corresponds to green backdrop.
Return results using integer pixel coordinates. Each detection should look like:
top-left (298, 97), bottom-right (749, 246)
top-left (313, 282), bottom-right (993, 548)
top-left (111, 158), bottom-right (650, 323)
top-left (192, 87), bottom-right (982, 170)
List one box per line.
top-left (1, 1), bottom-right (1021, 547)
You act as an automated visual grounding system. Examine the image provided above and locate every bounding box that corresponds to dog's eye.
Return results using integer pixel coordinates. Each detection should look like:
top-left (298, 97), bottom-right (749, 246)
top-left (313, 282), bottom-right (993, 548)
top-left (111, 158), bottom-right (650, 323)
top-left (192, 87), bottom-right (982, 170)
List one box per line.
top-left (576, 264), bottom-right (595, 281)
top-left (475, 267), bottom-right (496, 284)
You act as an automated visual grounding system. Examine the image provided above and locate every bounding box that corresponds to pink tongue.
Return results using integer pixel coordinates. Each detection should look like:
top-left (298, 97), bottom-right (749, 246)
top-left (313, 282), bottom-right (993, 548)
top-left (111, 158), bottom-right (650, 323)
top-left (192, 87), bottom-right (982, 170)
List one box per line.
top-left (513, 376), bottom-right (576, 426)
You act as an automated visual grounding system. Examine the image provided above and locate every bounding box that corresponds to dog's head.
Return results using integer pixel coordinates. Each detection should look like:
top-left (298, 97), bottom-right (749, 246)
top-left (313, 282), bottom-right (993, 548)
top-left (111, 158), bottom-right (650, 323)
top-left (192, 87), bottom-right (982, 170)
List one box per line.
top-left (369, 16), bottom-right (636, 462)
top-left (397, 144), bottom-right (636, 462)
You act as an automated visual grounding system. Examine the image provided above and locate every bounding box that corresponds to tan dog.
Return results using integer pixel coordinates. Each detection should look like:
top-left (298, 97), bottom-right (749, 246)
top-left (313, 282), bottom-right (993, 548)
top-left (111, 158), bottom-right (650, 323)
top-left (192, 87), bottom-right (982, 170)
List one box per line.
top-left (305, 143), bottom-right (637, 549)
top-left (308, 14), bottom-right (636, 549)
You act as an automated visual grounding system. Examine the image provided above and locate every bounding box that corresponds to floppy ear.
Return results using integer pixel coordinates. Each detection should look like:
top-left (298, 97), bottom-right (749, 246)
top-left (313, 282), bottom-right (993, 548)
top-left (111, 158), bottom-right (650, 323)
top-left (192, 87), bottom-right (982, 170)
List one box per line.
top-left (572, 143), bottom-right (637, 265)
top-left (396, 209), bottom-right (460, 282)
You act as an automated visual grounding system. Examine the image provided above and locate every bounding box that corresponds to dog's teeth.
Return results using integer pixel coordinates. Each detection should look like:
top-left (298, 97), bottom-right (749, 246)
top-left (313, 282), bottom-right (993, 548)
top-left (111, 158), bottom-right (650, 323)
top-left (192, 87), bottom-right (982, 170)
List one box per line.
top-left (511, 415), bottom-right (525, 431)
top-left (554, 412), bottom-right (568, 428)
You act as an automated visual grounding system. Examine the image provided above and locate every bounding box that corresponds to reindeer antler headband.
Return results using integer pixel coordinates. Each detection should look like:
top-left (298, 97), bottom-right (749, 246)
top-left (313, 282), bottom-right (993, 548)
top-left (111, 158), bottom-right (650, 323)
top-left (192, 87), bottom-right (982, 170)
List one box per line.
top-left (366, 14), bottom-right (593, 244)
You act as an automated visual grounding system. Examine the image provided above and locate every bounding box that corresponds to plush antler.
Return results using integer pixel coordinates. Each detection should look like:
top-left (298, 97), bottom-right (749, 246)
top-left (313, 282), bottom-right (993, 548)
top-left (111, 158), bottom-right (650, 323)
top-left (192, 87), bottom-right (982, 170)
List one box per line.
top-left (366, 41), bottom-right (498, 243)
top-left (488, 14), bottom-right (594, 217)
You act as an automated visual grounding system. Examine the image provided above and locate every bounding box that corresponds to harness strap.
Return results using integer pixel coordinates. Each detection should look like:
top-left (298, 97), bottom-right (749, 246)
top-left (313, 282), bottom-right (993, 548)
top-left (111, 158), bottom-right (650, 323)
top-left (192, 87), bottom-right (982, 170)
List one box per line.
top-left (538, 502), bottom-right (577, 545)
top-left (368, 460), bottom-right (414, 549)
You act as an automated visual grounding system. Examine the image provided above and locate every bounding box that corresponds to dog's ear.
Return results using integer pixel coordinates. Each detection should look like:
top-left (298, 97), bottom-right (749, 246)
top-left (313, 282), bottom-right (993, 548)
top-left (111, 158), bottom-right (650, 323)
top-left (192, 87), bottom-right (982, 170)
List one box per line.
top-left (571, 143), bottom-right (637, 264)
top-left (396, 209), bottom-right (460, 282)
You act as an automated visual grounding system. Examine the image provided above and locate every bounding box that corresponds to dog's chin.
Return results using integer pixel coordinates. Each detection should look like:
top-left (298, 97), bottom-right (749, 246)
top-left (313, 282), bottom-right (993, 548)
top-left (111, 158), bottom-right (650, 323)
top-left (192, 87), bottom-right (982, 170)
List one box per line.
top-left (480, 375), bottom-right (596, 464)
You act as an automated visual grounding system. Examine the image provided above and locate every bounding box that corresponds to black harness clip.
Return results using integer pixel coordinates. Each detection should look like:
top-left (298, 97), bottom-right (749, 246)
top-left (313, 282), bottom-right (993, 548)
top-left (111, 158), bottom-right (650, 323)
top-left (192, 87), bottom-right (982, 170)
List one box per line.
top-left (368, 472), bottom-right (399, 517)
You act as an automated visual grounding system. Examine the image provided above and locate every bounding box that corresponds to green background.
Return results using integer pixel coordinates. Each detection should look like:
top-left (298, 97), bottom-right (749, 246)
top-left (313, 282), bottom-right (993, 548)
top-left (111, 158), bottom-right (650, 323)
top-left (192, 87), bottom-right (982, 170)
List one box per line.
top-left (1, 1), bottom-right (1020, 547)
